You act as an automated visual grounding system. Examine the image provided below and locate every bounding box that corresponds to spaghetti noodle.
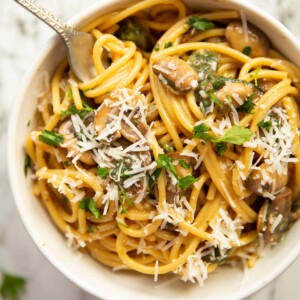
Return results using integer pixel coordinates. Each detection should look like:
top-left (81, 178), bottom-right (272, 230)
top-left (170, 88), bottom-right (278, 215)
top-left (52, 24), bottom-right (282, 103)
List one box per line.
top-left (25, 0), bottom-right (300, 285)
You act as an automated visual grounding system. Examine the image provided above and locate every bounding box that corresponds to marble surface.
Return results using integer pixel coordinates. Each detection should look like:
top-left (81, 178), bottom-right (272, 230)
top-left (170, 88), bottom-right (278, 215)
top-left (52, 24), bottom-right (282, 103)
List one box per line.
top-left (1, 0), bottom-right (300, 299)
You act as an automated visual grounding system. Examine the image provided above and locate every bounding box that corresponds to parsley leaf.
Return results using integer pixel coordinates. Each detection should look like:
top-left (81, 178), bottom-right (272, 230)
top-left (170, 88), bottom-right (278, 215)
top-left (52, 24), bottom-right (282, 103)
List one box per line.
top-left (39, 130), bottom-right (64, 147)
top-left (242, 46), bottom-right (252, 56)
top-left (79, 198), bottom-right (100, 218)
top-left (237, 94), bottom-right (255, 113)
top-left (164, 41), bottom-right (173, 48)
top-left (61, 101), bottom-right (94, 119)
top-left (178, 175), bottom-right (198, 190)
top-left (0, 272), bottom-right (26, 300)
top-left (187, 16), bottom-right (214, 31)
top-left (67, 89), bottom-right (73, 99)
top-left (24, 154), bottom-right (31, 177)
top-left (179, 160), bottom-right (190, 169)
top-left (215, 141), bottom-right (228, 155)
top-left (210, 92), bottom-right (222, 106)
top-left (156, 154), bottom-right (178, 177)
top-left (193, 124), bottom-right (217, 142)
top-left (221, 126), bottom-right (254, 145)
top-left (154, 44), bottom-right (160, 51)
top-left (257, 120), bottom-right (272, 130)
top-left (149, 168), bottom-right (162, 189)
top-left (97, 167), bottom-right (110, 179)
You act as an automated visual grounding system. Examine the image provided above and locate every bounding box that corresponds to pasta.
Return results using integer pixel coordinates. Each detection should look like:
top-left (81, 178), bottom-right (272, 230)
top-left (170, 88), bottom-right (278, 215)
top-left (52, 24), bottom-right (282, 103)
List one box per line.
top-left (25, 0), bottom-right (300, 286)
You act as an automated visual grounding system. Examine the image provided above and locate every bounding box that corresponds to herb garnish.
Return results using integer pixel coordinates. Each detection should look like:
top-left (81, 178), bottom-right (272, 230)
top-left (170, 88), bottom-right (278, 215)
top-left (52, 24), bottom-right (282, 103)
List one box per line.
top-left (257, 120), bottom-right (272, 130)
top-left (178, 175), bottom-right (198, 190)
top-left (97, 167), bottom-right (110, 179)
top-left (164, 41), bottom-right (173, 48)
top-left (193, 124), bottom-right (254, 154)
top-left (149, 168), bottom-right (162, 188)
top-left (39, 130), bottom-right (64, 147)
top-left (179, 160), bottom-right (190, 169)
top-left (242, 46), bottom-right (252, 56)
top-left (154, 44), bottom-right (160, 51)
top-left (0, 272), bottom-right (26, 300)
top-left (237, 94), bottom-right (255, 113)
top-left (187, 16), bottom-right (214, 31)
top-left (67, 89), bottom-right (73, 99)
top-left (61, 101), bottom-right (94, 119)
top-left (79, 198), bottom-right (100, 219)
top-left (24, 154), bottom-right (31, 177)
top-left (156, 154), bottom-right (198, 190)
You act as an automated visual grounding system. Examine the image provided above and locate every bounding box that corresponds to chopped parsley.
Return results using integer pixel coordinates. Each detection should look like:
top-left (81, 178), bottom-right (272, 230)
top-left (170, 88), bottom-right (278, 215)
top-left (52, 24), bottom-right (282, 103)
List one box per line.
top-left (39, 130), bottom-right (64, 147)
top-left (67, 89), bottom-right (73, 99)
top-left (164, 41), bottom-right (173, 48)
top-left (97, 167), bottom-right (110, 179)
top-left (0, 272), bottom-right (26, 300)
top-left (63, 160), bottom-right (71, 167)
top-left (79, 198), bottom-right (100, 219)
top-left (149, 168), bottom-right (162, 189)
top-left (61, 101), bottom-right (94, 119)
top-left (179, 160), bottom-right (190, 169)
top-left (156, 155), bottom-right (198, 190)
top-left (156, 154), bottom-right (178, 177)
top-left (187, 16), bottom-right (214, 31)
top-left (210, 92), bottom-right (222, 106)
top-left (193, 125), bottom-right (254, 154)
top-left (215, 141), bottom-right (228, 155)
top-left (178, 175), bottom-right (198, 190)
top-left (237, 94), bottom-right (255, 113)
top-left (257, 120), bottom-right (272, 130)
top-left (154, 44), bottom-right (160, 51)
top-left (242, 46), bottom-right (252, 56)
top-left (24, 154), bottom-right (31, 177)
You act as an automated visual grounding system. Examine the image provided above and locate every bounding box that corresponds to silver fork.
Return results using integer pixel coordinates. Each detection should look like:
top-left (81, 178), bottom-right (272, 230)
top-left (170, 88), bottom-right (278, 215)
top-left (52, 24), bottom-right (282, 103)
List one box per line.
top-left (13, 0), bottom-right (97, 82)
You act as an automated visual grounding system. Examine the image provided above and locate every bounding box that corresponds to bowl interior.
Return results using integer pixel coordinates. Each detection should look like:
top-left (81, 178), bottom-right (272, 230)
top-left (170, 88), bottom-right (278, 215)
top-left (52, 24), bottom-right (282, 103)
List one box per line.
top-left (8, 0), bottom-right (300, 299)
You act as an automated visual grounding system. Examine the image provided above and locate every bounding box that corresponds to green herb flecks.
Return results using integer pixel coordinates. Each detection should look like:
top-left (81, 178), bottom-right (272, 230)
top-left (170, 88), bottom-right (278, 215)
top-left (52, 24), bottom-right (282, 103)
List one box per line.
top-left (242, 46), bottom-right (252, 56)
top-left (149, 168), bottom-right (162, 189)
top-left (116, 18), bottom-right (148, 51)
top-left (39, 130), bottom-right (64, 147)
top-left (178, 175), bottom-right (198, 190)
top-left (61, 101), bottom-right (94, 119)
top-left (187, 16), bottom-right (214, 31)
top-left (79, 198), bottom-right (100, 219)
top-left (210, 92), bottom-right (222, 106)
top-left (0, 272), bottom-right (26, 300)
top-left (156, 155), bottom-right (198, 190)
top-left (24, 154), bottom-right (31, 177)
top-left (193, 125), bottom-right (254, 154)
top-left (156, 154), bottom-right (178, 177)
top-left (97, 167), bottom-right (110, 179)
top-left (164, 41), bottom-right (173, 48)
top-left (154, 44), bottom-right (160, 52)
top-left (236, 94), bottom-right (255, 114)
top-left (257, 120), bottom-right (272, 130)
top-left (179, 160), bottom-right (190, 169)
top-left (193, 123), bottom-right (217, 142)
top-left (215, 141), bottom-right (228, 155)
top-left (67, 89), bottom-right (73, 99)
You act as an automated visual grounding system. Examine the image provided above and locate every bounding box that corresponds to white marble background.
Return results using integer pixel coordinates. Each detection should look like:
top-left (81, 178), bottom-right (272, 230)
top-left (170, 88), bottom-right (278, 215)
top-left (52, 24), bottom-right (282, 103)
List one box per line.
top-left (1, 0), bottom-right (300, 299)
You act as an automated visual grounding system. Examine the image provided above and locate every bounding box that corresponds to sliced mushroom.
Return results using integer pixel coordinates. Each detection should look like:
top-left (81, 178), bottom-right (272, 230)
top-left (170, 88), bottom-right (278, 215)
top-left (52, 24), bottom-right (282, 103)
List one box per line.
top-left (58, 120), bottom-right (96, 166)
top-left (94, 103), bottom-right (121, 142)
top-left (205, 36), bottom-right (226, 44)
top-left (257, 188), bottom-right (292, 243)
top-left (247, 163), bottom-right (288, 196)
top-left (152, 56), bottom-right (198, 95)
top-left (215, 82), bottom-right (257, 113)
top-left (120, 119), bottom-right (149, 143)
top-left (225, 22), bottom-right (270, 58)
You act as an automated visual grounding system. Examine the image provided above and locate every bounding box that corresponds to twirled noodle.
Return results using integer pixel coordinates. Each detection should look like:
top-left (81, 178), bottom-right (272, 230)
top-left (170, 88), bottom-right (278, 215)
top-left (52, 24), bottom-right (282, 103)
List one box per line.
top-left (25, 0), bottom-right (300, 286)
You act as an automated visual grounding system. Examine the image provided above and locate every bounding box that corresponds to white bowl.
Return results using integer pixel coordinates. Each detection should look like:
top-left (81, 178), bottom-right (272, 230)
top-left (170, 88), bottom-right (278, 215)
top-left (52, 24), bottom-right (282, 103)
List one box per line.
top-left (8, 0), bottom-right (300, 299)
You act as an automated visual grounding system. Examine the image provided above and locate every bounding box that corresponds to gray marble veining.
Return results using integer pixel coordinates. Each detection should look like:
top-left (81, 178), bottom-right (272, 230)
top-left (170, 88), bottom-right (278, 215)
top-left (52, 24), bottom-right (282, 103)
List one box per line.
top-left (1, 1), bottom-right (300, 299)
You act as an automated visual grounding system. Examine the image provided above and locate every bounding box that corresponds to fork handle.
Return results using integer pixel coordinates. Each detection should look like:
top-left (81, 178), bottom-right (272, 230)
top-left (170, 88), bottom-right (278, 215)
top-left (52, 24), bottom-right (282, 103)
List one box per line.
top-left (13, 0), bottom-right (79, 46)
